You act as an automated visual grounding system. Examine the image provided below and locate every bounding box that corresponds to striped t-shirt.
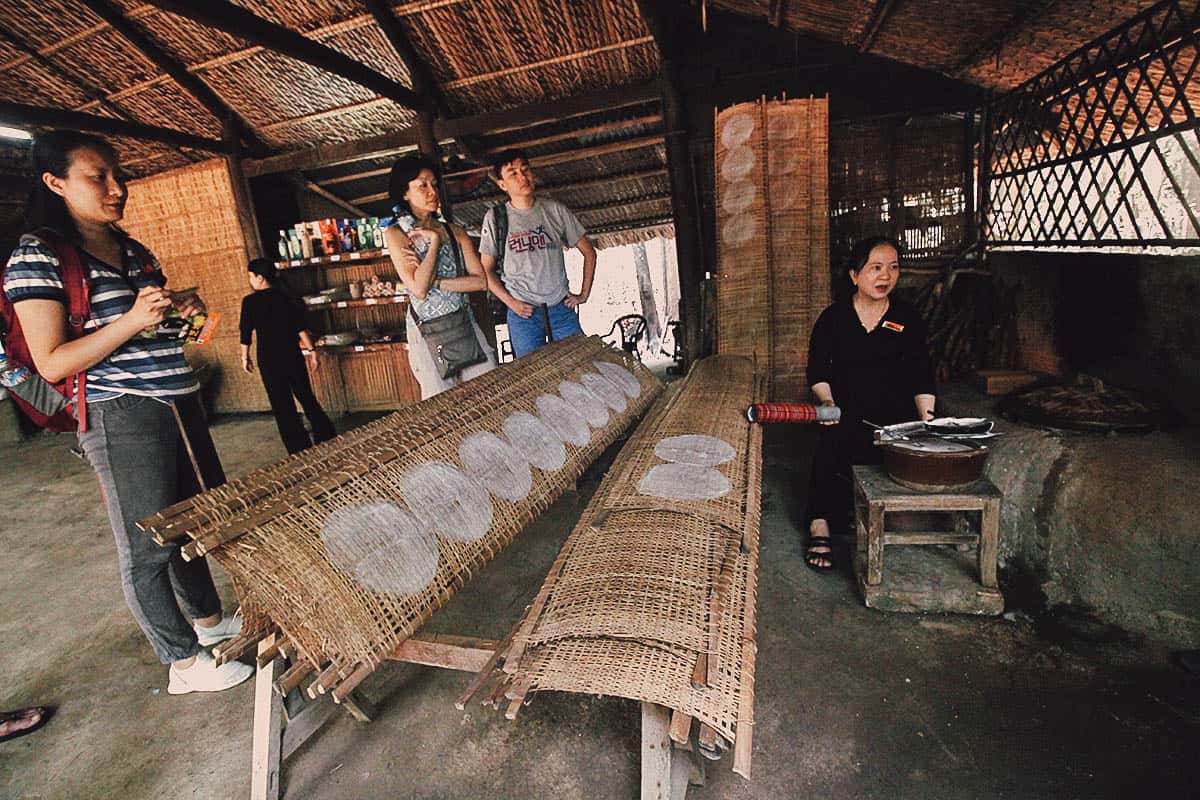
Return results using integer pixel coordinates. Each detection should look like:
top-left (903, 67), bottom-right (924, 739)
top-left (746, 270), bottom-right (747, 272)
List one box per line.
top-left (2, 234), bottom-right (198, 402)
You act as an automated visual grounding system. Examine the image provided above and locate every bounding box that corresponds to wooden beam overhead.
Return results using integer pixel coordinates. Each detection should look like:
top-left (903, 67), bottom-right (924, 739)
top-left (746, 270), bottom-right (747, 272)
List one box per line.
top-left (81, 0), bottom-right (270, 156)
top-left (243, 80), bottom-right (661, 177)
top-left (293, 175), bottom-right (369, 217)
top-left (858, 0), bottom-right (901, 54)
top-left (140, 0), bottom-right (430, 112)
top-left (573, 192), bottom-right (671, 215)
top-left (443, 135), bottom-right (665, 179)
top-left (490, 114), bottom-right (664, 153)
top-left (363, 0), bottom-right (441, 108)
top-left (587, 213), bottom-right (674, 235)
top-left (459, 167), bottom-right (669, 203)
top-left (950, 0), bottom-right (1061, 76)
top-left (768, 0), bottom-right (787, 28)
top-left (442, 37), bottom-right (655, 90)
top-left (0, 101), bottom-right (230, 153)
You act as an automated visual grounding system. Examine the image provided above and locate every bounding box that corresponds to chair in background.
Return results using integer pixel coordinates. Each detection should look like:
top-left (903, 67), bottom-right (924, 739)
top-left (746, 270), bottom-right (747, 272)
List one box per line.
top-left (604, 314), bottom-right (648, 361)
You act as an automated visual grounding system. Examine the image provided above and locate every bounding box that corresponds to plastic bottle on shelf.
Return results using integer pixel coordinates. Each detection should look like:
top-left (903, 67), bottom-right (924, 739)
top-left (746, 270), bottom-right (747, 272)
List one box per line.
top-left (372, 218), bottom-right (384, 249)
top-left (287, 229), bottom-right (303, 259)
top-left (277, 230), bottom-right (290, 260)
top-left (321, 219), bottom-right (340, 254)
top-left (297, 223), bottom-right (313, 259)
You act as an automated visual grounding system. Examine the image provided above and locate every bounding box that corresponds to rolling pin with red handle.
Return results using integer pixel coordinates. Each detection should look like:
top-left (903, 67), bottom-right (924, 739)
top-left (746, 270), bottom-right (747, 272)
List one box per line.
top-left (746, 403), bottom-right (841, 424)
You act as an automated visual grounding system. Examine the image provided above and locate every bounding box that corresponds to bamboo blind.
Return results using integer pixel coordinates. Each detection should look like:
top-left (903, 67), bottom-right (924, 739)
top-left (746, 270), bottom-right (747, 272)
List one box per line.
top-left (120, 158), bottom-right (266, 412)
top-left (714, 98), bottom-right (830, 401)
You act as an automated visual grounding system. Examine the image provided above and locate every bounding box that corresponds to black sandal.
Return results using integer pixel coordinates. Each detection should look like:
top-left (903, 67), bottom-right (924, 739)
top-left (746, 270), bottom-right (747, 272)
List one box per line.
top-left (805, 535), bottom-right (834, 572)
top-left (0, 706), bottom-right (53, 744)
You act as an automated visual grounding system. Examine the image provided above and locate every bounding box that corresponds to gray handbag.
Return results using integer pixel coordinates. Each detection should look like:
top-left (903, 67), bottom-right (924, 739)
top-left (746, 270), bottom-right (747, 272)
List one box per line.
top-left (409, 229), bottom-right (487, 379)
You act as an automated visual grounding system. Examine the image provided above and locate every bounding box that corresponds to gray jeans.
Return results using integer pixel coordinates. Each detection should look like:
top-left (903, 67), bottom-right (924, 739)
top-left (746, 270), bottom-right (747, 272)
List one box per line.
top-left (78, 393), bottom-right (222, 663)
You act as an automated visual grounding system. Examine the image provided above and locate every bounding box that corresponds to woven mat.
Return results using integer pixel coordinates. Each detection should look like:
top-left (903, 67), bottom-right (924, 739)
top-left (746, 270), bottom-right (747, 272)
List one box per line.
top-left (496, 355), bottom-right (763, 776)
top-left (138, 336), bottom-right (663, 691)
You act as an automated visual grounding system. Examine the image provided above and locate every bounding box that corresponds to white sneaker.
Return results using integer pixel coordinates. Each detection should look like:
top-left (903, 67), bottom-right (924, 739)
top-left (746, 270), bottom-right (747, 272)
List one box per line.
top-left (168, 651), bottom-right (254, 695)
top-left (194, 609), bottom-right (243, 647)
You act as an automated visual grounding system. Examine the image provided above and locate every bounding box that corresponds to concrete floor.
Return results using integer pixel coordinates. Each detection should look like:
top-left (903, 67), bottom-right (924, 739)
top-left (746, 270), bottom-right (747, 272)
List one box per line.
top-left (2, 407), bottom-right (1197, 799)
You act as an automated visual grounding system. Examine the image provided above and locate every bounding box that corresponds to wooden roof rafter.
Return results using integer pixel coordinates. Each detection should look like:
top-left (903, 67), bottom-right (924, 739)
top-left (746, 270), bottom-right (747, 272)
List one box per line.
top-left (79, 0), bottom-right (270, 156)
top-left (139, 0), bottom-right (430, 112)
top-left (243, 80), bottom-right (662, 178)
top-left (950, 0), bottom-right (1063, 76)
top-left (0, 20), bottom-right (202, 167)
top-left (857, 0), bottom-right (902, 54)
top-left (0, 102), bottom-right (230, 154)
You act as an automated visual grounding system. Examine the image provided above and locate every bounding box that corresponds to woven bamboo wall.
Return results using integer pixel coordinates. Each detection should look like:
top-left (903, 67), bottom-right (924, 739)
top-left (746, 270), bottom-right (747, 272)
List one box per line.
top-left (121, 158), bottom-right (266, 412)
top-left (715, 98), bottom-right (830, 400)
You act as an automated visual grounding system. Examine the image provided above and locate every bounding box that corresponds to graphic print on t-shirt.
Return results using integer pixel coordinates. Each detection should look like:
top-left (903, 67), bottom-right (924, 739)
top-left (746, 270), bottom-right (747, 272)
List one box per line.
top-left (509, 225), bottom-right (550, 254)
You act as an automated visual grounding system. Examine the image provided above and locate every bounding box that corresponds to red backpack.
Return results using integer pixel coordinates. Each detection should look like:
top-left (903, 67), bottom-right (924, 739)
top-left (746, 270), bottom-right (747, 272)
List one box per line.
top-left (0, 229), bottom-right (154, 432)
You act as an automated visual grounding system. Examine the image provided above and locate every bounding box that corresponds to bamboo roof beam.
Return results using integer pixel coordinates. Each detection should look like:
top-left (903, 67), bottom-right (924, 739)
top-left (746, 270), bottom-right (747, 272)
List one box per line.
top-left (950, 0), bottom-right (1063, 76)
top-left (0, 102), bottom-right (230, 154)
top-left (64, 2), bottom-right (470, 115)
top-left (573, 192), bottom-right (672, 215)
top-left (243, 81), bottom-right (661, 177)
top-left (442, 37), bottom-right (656, 90)
top-left (139, 0), bottom-right (430, 112)
top-left (80, 0), bottom-right (270, 156)
top-left (488, 114), bottom-right (664, 153)
top-left (858, 0), bottom-right (901, 54)
top-left (291, 176), bottom-right (369, 217)
top-left (0, 22), bottom-right (202, 166)
top-left (452, 167), bottom-right (670, 202)
top-left (586, 214), bottom-right (674, 235)
top-left (442, 135), bottom-right (665, 179)
top-left (768, 0), bottom-right (787, 28)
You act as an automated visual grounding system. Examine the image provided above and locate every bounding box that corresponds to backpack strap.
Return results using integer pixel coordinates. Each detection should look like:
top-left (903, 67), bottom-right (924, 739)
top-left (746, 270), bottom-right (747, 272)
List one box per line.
top-left (490, 203), bottom-right (508, 273)
top-left (29, 228), bottom-right (92, 432)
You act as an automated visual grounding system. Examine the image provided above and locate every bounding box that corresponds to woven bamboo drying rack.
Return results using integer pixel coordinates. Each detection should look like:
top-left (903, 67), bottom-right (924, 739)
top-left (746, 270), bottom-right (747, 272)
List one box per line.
top-left (138, 335), bottom-right (662, 707)
top-left (463, 354), bottom-right (763, 783)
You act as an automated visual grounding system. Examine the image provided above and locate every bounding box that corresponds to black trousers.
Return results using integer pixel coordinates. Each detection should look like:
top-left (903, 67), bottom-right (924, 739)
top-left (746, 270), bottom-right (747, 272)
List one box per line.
top-left (260, 357), bottom-right (336, 454)
top-left (805, 411), bottom-right (882, 535)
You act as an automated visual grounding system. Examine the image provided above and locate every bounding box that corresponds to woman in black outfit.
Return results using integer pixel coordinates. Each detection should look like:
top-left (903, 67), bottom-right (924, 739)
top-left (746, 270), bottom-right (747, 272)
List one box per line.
top-left (239, 258), bottom-right (336, 454)
top-left (805, 236), bottom-right (936, 571)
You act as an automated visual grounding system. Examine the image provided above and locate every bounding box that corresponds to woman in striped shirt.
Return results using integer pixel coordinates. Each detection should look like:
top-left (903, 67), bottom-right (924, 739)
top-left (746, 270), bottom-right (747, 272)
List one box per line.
top-left (3, 131), bottom-right (251, 694)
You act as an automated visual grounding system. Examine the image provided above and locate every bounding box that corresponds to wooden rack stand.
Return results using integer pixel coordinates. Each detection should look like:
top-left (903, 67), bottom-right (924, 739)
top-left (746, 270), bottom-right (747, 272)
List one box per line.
top-left (250, 633), bottom-right (710, 799)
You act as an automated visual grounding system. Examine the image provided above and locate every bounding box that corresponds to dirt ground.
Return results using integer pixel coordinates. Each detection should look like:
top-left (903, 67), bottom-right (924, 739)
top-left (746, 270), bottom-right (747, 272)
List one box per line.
top-left (1, 410), bottom-right (1197, 799)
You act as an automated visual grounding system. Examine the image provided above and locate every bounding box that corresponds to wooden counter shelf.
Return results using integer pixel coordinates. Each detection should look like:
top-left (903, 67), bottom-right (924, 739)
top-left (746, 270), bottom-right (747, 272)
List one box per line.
top-left (307, 341), bottom-right (408, 354)
top-left (303, 294), bottom-right (408, 311)
top-left (276, 247), bottom-right (390, 270)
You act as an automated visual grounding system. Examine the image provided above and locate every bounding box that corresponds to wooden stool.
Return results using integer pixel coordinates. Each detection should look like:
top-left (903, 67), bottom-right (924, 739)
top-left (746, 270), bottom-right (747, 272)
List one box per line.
top-left (852, 465), bottom-right (1003, 614)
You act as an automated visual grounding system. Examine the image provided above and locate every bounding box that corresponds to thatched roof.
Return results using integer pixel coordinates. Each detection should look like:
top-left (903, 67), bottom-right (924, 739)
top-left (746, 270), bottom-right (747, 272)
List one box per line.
top-left (0, 0), bottom-right (667, 245)
top-left (708, 0), bottom-right (1165, 92)
top-left (0, 0), bottom-right (1184, 246)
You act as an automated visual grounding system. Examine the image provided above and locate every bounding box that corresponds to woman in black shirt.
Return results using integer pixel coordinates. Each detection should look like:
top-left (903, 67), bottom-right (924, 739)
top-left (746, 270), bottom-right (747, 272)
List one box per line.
top-left (805, 237), bottom-right (936, 571)
top-left (239, 258), bottom-right (336, 454)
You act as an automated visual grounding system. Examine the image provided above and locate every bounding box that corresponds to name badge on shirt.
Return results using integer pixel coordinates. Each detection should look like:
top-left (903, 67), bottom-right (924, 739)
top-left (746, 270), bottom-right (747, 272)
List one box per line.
top-left (881, 320), bottom-right (904, 333)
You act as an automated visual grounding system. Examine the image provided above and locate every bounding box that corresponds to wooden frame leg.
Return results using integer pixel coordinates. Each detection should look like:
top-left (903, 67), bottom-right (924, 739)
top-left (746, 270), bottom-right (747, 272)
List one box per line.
top-left (251, 638), bottom-right (284, 800)
top-left (641, 702), bottom-right (691, 800)
top-left (979, 497), bottom-right (1000, 588)
top-left (866, 500), bottom-right (885, 586)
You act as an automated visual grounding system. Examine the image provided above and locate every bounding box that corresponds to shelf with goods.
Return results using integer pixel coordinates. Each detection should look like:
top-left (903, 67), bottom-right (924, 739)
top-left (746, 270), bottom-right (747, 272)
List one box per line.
top-left (280, 246), bottom-right (420, 412)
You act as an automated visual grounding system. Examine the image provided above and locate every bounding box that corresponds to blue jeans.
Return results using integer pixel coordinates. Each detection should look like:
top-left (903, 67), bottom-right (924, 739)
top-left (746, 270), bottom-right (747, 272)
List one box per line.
top-left (507, 300), bottom-right (583, 357)
top-left (78, 393), bottom-right (224, 663)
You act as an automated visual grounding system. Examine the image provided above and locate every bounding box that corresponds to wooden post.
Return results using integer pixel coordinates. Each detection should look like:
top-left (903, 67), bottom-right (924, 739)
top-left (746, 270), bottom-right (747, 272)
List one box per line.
top-left (866, 499), bottom-right (885, 585)
top-left (637, 0), bottom-right (705, 371)
top-left (979, 496), bottom-right (1000, 588)
top-left (415, 110), bottom-right (453, 221)
top-left (225, 118), bottom-right (265, 260)
top-left (633, 241), bottom-right (663, 349)
top-left (641, 702), bottom-right (689, 800)
top-left (251, 637), bottom-right (284, 800)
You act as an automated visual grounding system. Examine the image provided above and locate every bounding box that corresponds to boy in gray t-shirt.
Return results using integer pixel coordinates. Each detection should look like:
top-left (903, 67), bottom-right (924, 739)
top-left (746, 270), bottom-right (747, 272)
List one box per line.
top-left (479, 149), bottom-right (596, 358)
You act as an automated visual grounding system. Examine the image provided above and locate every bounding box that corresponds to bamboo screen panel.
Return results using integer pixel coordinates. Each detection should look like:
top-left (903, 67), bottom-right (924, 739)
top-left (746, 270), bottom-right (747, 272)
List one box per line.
top-left (984, 0), bottom-right (1200, 248)
top-left (494, 355), bottom-right (763, 778)
top-left (829, 114), bottom-right (971, 270)
top-left (138, 337), bottom-right (662, 702)
top-left (120, 159), bottom-right (266, 412)
top-left (715, 98), bottom-right (830, 401)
